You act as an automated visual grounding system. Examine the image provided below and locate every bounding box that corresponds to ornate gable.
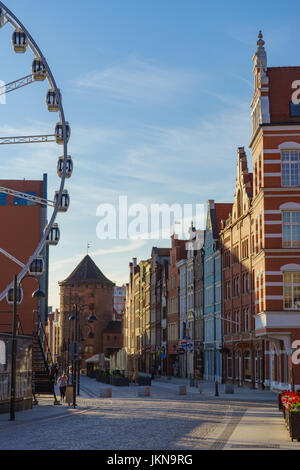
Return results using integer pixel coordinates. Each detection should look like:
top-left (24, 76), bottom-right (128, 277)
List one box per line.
top-left (232, 147), bottom-right (253, 222)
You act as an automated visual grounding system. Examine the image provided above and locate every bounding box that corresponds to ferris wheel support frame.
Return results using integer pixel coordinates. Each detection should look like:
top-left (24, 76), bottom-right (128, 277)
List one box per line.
top-left (0, 2), bottom-right (69, 302)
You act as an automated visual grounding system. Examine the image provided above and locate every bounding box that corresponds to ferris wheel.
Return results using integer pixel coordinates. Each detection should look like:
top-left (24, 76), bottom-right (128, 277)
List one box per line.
top-left (0, 2), bottom-right (73, 305)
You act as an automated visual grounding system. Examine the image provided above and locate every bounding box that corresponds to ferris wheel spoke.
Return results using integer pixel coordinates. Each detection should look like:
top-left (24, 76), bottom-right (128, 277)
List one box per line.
top-left (0, 134), bottom-right (55, 144)
top-left (0, 15), bottom-right (8, 27)
top-left (4, 12), bottom-right (18, 29)
top-left (0, 248), bottom-right (25, 268)
top-left (0, 74), bottom-right (35, 96)
top-left (0, 186), bottom-right (55, 207)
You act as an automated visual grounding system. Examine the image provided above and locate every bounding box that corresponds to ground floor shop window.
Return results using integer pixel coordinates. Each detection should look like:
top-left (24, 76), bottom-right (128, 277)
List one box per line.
top-left (244, 351), bottom-right (251, 380)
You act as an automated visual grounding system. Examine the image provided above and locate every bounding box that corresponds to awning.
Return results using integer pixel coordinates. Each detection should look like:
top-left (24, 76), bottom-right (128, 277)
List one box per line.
top-left (85, 354), bottom-right (101, 364)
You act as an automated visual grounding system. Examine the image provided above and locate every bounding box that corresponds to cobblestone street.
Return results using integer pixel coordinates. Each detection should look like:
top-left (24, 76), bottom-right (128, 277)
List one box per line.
top-left (0, 376), bottom-right (298, 451)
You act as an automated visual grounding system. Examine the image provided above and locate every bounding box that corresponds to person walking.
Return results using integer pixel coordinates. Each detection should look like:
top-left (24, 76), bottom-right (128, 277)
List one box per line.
top-left (57, 372), bottom-right (68, 402)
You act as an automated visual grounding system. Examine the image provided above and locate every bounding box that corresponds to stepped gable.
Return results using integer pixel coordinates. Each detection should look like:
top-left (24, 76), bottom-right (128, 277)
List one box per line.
top-left (60, 255), bottom-right (115, 286)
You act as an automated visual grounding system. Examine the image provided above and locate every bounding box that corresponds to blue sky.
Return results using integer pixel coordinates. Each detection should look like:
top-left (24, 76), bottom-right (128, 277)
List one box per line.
top-left (1, 0), bottom-right (300, 308)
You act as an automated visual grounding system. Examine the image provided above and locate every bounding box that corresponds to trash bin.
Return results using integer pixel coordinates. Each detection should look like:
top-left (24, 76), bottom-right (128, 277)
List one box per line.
top-left (66, 385), bottom-right (73, 406)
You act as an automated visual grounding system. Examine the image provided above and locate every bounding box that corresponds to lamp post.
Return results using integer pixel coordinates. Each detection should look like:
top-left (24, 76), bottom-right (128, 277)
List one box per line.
top-left (7, 274), bottom-right (45, 421)
top-left (10, 275), bottom-right (18, 422)
top-left (69, 304), bottom-right (97, 408)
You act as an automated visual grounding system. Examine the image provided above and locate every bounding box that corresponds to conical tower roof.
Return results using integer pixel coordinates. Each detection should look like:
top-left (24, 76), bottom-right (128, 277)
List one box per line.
top-left (60, 255), bottom-right (115, 287)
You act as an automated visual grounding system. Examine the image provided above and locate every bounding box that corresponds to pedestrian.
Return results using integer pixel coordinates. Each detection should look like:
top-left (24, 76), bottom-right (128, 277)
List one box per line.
top-left (57, 372), bottom-right (68, 402)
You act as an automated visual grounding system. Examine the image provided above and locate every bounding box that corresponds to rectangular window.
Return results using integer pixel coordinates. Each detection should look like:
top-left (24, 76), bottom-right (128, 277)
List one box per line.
top-left (233, 277), bottom-right (240, 297)
top-left (215, 284), bottom-right (221, 304)
top-left (243, 308), bottom-right (250, 332)
top-left (241, 239), bottom-right (249, 259)
top-left (282, 150), bottom-right (299, 187)
top-left (205, 257), bottom-right (213, 276)
top-left (242, 272), bottom-right (249, 294)
top-left (205, 286), bottom-right (214, 307)
top-left (283, 211), bottom-right (300, 248)
top-left (224, 250), bottom-right (231, 268)
top-left (284, 272), bottom-right (300, 309)
top-left (232, 245), bottom-right (239, 264)
top-left (225, 281), bottom-right (231, 300)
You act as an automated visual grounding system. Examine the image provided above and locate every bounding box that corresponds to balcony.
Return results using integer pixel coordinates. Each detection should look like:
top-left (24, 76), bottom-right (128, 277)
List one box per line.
top-left (255, 311), bottom-right (300, 332)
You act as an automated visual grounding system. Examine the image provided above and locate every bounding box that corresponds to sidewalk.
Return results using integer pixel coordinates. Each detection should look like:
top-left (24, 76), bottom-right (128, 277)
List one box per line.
top-left (221, 405), bottom-right (300, 450)
top-left (153, 376), bottom-right (278, 402)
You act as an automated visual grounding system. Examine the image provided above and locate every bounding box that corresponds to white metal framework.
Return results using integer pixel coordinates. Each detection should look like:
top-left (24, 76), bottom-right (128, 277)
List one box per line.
top-left (0, 2), bottom-right (73, 302)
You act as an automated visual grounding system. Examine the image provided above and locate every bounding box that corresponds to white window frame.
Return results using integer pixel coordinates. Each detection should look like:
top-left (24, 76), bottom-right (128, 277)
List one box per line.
top-left (281, 150), bottom-right (300, 187)
top-left (282, 211), bottom-right (300, 248)
top-left (284, 271), bottom-right (300, 310)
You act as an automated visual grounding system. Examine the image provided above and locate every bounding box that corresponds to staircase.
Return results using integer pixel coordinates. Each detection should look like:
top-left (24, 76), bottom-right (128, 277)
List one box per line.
top-left (32, 312), bottom-right (59, 405)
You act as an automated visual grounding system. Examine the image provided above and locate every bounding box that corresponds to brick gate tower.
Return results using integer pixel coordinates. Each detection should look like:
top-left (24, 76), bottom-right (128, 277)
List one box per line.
top-left (59, 255), bottom-right (115, 369)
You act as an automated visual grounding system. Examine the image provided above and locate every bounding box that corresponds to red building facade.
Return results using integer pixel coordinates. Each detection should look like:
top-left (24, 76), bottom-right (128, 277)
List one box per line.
top-left (0, 176), bottom-right (48, 336)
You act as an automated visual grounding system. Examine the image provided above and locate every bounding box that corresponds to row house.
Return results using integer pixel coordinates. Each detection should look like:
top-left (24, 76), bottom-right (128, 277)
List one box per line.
top-left (123, 258), bottom-right (139, 375)
top-left (177, 225), bottom-right (205, 378)
top-left (128, 258), bottom-right (151, 374)
top-left (204, 201), bottom-right (232, 383)
top-left (167, 235), bottom-right (188, 376)
top-left (150, 248), bottom-right (170, 374)
top-left (220, 148), bottom-right (256, 387)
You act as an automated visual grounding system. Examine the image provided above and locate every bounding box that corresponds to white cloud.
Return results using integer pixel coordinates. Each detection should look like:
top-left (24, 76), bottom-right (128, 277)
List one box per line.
top-left (74, 56), bottom-right (201, 106)
top-left (50, 238), bottom-right (147, 273)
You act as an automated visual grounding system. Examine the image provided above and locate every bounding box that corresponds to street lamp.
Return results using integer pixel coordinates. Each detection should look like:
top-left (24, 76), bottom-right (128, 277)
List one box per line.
top-left (68, 304), bottom-right (97, 408)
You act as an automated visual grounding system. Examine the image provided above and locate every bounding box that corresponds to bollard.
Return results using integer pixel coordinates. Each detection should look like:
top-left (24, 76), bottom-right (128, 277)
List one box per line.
top-left (179, 385), bottom-right (187, 396)
top-left (198, 381), bottom-right (203, 394)
top-left (100, 388), bottom-right (112, 398)
top-left (225, 383), bottom-right (234, 394)
top-left (138, 387), bottom-right (151, 397)
top-left (215, 381), bottom-right (219, 397)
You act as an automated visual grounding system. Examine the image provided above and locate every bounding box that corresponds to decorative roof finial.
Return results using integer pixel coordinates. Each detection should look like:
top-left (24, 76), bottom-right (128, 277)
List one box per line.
top-left (253, 30), bottom-right (267, 72)
top-left (257, 30), bottom-right (265, 51)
